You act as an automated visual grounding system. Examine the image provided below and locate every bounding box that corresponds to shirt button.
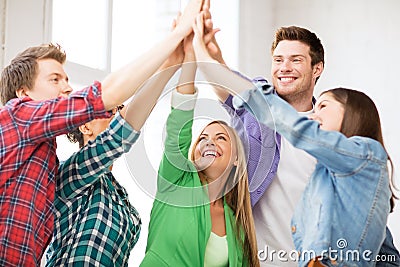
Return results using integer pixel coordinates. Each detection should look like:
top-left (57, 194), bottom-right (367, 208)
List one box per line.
top-left (291, 225), bottom-right (296, 233)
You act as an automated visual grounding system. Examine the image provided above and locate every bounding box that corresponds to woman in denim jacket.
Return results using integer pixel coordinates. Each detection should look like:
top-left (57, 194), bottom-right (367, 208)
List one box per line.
top-left (234, 86), bottom-right (394, 267)
top-left (192, 14), bottom-right (396, 267)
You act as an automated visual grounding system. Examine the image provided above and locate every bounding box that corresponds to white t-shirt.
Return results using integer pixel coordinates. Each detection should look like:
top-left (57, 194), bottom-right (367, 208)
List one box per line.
top-left (253, 111), bottom-right (317, 266)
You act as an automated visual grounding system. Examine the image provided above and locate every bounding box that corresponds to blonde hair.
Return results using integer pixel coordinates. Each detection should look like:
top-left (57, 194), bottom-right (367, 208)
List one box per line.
top-left (191, 120), bottom-right (259, 267)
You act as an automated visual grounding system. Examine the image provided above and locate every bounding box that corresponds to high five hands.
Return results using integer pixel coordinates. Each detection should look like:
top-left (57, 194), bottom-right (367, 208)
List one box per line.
top-left (169, 0), bottom-right (223, 66)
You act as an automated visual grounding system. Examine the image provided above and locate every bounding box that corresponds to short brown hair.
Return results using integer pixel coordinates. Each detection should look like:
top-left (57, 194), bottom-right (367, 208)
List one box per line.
top-left (0, 43), bottom-right (66, 105)
top-left (66, 128), bottom-right (85, 148)
top-left (271, 26), bottom-right (324, 83)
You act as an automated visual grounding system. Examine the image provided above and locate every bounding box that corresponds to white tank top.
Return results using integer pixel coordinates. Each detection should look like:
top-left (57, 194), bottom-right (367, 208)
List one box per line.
top-left (204, 232), bottom-right (229, 267)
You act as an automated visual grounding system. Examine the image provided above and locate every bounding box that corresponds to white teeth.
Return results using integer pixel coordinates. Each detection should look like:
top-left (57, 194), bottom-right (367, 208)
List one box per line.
top-left (280, 77), bottom-right (295, 82)
top-left (203, 151), bottom-right (217, 157)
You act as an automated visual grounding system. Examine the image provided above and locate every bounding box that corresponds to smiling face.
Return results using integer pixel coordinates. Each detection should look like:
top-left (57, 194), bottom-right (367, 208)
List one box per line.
top-left (17, 58), bottom-right (72, 100)
top-left (271, 40), bottom-right (323, 110)
top-left (310, 92), bottom-right (345, 131)
top-left (192, 122), bottom-right (237, 181)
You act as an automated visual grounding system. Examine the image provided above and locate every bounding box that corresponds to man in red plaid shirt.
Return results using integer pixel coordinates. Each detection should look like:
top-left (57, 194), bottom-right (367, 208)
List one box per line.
top-left (0, 44), bottom-right (111, 266)
top-left (0, 1), bottom-right (203, 264)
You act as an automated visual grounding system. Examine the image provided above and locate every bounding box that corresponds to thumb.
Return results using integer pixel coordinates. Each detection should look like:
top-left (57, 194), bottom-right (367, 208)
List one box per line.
top-left (204, 28), bottom-right (220, 44)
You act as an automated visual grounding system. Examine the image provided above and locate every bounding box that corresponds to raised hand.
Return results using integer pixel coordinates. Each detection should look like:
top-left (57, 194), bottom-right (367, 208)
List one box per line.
top-left (174, 0), bottom-right (203, 37)
top-left (200, 0), bottom-right (225, 64)
top-left (162, 15), bottom-right (185, 69)
top-left (202, 0), bottom-right (213, 32)
top-left (192, 13), bottom-right (215, 63)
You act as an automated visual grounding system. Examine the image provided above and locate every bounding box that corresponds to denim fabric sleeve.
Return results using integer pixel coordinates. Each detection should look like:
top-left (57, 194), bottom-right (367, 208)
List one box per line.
top-left (57, 113), bottom-right (140, 199)
top-left (233, 85), bottom-right (387, 175)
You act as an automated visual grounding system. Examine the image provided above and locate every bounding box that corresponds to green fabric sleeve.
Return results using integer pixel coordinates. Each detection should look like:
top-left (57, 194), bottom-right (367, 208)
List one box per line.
top-left (157, 107), bottom-right (197, 191)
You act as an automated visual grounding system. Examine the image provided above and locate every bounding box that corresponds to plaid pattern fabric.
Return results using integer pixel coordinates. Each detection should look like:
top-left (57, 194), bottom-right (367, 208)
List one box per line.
top-left (0, 82), bottom-right (108, 266)
top-left (45, 114), bottom-right (141, 266)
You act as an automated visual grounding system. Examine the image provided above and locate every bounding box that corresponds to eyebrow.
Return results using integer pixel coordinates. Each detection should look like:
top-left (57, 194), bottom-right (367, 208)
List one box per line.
top-left (273, 54), bottom-right (307, 60)
top-left (273, 54), bottom-right (306, 57)
top-left (317, 100), bottom-right (329, 107)
top-left (200, 132), bottom-right (229, 137)
top-left (48, 72), bottom-right (68, 79)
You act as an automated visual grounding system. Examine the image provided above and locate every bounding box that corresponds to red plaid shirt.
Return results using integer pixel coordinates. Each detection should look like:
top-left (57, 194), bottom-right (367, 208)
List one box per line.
top-left (0, 81), bottom-right (110, 266)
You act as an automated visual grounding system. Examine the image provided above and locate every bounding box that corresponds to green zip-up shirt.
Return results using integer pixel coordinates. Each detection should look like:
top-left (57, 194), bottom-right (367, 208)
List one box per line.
top-left (140, 96), bottom-right (248, 267)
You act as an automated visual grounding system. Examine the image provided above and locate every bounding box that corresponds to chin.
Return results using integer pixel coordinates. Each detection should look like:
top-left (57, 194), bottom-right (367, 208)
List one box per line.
top-left (195, 158), bottom-right (214, 172)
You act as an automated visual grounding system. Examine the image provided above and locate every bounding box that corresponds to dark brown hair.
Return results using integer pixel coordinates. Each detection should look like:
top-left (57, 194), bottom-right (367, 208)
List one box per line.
top-left (0, 43), bottom-right (66, 105)
top-left (321, 88), bottom-right (397, 212)
top-left (66, 128), bottom-right (84, 148)
top-left (271, 26), bottom-right (324, 83)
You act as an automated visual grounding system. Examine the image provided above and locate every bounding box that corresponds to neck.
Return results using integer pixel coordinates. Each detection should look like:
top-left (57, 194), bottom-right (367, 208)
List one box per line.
top-left (281, 93), bottom-right (314, 112)
top-left (210, 198), bottom-right (224, 207)
top-left (199, 171), bottom-right (230, 202)
top-left (277, 86), bottom-right (315, 112)
top-left (290, 100), bottom-right (313, 112)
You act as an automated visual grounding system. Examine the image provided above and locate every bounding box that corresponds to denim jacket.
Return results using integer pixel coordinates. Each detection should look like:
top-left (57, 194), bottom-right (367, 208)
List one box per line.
top-left (233, 83), bottom-right (393, 266)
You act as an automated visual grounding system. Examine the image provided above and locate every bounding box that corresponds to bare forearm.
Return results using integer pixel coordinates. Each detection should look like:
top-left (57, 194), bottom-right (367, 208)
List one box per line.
top-left (177, 54), bottom-right (196, 95)
top-left (101, 32), bottom-right (183, 110)
top-left (197, 60), bottom-right (254, 97)
top-left (101, 0), bottom-right (203, 110)
top-left (120, 64), bottom-right (180, 131)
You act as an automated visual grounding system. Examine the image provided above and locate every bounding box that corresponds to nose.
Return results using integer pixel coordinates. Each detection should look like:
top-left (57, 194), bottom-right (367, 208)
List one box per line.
top-left (308, 113), bottom-right (321, 125)
top-left (60, 83), bottom-right (73, 97)
top-left (280, 59), bottom-right (293, 72)
top-left (205, 139), bottom-right (215, 146)
top-left (308, 113), bottom-right (317, 120)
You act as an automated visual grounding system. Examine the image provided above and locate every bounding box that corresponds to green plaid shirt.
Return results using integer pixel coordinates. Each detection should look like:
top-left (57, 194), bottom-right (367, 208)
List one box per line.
top-left (45, 114), bottom-right (141, 266)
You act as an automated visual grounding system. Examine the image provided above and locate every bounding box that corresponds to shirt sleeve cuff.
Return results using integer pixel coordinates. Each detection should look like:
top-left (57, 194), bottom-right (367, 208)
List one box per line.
top-left (171, 88), bottom-right (198, 111)
top-left (232, 81), bottom-right (273, 109)
top-left (110, 112), bottom-right (141, 146)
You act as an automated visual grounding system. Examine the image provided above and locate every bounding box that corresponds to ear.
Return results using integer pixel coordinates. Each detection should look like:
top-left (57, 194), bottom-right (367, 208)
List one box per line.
top-left (313, 62), bottom-right (324, 79)
top-left (16, 86), bottom-right (29, 98)
top-left (78, 123), bottom-right (93, 137)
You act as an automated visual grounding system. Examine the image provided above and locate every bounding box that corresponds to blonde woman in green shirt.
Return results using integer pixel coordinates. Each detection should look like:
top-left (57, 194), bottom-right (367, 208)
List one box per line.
top-left (140, 30), bottom-right (259, 267)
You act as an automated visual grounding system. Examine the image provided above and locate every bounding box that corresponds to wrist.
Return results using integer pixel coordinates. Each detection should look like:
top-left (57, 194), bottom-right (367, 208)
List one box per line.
top-left (162, 58), bottom-right (182, 70)
top-left (184, 52), bottom-right (196, 62)
top-left (168, 29), bottom-right (185, 46)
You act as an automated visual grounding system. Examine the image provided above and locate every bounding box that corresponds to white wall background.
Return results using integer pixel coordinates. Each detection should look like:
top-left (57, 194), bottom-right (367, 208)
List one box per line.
top-left (1, 0), bottom-right (399, 266)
